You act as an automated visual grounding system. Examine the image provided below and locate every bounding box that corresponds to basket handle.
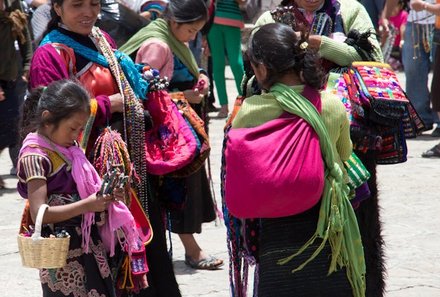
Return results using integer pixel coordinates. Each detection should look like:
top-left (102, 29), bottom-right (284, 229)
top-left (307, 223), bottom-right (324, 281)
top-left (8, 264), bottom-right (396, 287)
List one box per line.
top-left (31, 204), bottom-right (49, 240)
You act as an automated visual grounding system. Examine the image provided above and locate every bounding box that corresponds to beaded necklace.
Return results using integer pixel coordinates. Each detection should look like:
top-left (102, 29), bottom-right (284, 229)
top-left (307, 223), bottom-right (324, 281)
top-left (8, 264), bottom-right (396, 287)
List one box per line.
top-left (91, 27), bottom-right (149, 214)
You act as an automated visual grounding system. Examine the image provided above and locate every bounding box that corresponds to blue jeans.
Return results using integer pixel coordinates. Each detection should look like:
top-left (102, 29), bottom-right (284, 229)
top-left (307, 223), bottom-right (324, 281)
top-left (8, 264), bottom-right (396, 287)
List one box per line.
top-left (402, 22), bottom-right (439, 126)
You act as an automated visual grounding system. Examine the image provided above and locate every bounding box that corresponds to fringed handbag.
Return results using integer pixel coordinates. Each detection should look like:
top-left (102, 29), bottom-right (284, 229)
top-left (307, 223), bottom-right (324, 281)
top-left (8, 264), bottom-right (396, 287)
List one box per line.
top-left (143, 90), bottom-right (200, 176)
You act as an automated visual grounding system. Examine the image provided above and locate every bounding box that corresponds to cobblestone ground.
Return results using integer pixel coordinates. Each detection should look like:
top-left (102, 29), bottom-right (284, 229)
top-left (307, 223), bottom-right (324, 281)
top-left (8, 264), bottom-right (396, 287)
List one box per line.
top-left (1, 69), bottom-right (439, 296)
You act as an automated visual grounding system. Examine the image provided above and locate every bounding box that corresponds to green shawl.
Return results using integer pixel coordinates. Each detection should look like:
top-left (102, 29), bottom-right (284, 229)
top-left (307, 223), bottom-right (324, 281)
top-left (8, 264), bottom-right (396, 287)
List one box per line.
top-left (119, 18), bottom-right (200, 78)
top-left (271, 83), bottom-right (366, 297)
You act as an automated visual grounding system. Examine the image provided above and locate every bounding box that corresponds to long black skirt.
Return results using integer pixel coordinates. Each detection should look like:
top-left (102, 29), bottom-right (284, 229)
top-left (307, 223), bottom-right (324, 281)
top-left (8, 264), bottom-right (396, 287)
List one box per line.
top-left (258, 203), bottom-right (353, 297)
top-left (168, 166), bottom-right (216, 234)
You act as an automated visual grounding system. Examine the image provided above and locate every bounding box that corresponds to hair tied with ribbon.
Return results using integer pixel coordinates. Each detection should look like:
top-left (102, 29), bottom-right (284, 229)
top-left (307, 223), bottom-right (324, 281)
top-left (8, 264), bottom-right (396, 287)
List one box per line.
top-left (300, 41), bottom-right (308, 50)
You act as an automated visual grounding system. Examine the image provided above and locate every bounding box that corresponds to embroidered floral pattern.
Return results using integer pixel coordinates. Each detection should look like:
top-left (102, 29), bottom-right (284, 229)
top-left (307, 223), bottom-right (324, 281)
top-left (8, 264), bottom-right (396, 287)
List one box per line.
top-left (40, 261), bottom-right (87, 296)
top-left (90, 238), bottom-right (111, 279)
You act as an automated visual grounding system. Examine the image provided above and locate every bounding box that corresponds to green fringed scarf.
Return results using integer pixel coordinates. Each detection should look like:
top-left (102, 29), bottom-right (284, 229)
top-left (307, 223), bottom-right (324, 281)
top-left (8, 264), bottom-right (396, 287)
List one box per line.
top-left (271, 83), bottom-right (366, 297)
top-left (119, 18), bottom-right (200, 78)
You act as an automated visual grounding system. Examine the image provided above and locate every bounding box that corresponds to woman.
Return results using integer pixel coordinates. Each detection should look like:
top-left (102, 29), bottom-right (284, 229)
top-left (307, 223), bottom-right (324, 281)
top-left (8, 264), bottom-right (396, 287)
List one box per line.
top-left (29, 0), bottom-right (181, 296)
top-left (254, 1), bottom-right (386, 296)
top-left (225, 23), bottom-right (364, 297)
top-left (207, 0), bottom-right (245, 118)
top-left (120, 0), bottom-right (223, 270)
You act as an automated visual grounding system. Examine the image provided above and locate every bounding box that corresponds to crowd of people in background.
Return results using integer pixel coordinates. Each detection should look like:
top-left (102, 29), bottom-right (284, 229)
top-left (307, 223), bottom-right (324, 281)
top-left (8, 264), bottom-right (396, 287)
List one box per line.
top-left (1, 0), bottom-right (440, 296)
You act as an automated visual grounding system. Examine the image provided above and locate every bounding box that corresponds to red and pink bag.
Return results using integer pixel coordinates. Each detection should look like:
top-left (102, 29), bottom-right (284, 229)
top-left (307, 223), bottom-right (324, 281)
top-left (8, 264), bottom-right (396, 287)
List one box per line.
top-left (143, 90), bottom-right (199, 175)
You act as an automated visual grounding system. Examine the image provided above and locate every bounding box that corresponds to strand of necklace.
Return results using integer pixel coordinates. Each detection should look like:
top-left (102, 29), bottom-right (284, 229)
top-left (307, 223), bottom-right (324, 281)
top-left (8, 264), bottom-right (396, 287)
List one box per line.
top-left (91, 27), bottom-right (149, 214)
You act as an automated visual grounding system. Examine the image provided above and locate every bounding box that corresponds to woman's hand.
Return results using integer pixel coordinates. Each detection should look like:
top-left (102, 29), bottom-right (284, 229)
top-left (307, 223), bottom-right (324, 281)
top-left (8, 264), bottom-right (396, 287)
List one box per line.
top-left (109, 93), bottom-right (124, 113)
top-left (183, 89), bottom-right (204, 104)
top-left (411, 0), bottom-right (426, 11)
top-left (307, 35), bottom-right (322, 50)
top-left (197, 74), bottom-right (210, 95)
top-left (86, 193), bottom-right (113, 212)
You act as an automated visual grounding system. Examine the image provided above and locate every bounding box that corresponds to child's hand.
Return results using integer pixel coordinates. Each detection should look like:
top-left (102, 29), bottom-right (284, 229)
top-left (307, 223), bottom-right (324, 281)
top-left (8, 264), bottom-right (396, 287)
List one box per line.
top-left (86, 193), bottom-right (113, 212)
top-left (112, 188), bottom-right (126, 204)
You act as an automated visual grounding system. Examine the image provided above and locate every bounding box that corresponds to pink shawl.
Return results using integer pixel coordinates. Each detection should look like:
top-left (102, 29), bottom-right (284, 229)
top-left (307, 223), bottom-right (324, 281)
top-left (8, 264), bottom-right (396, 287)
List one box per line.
top-left (20, 133), bottom-right (140, 255)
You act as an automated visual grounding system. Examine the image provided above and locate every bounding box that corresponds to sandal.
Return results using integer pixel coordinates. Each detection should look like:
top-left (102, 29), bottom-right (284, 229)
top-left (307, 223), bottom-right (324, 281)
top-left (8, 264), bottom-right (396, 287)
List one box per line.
top-left (184, 254), bottom-right (224, 270)
top-left (421, 144), bottom-right (440, 158)
top-left (215, 110), bottom-right (229, 119)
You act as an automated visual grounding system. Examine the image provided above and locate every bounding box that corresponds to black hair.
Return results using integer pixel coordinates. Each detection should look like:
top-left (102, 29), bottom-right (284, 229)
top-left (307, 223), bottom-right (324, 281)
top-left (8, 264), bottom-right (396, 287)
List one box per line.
top-left (247, 23), bottom-right (326, 90)
top-left (280, 0), bottom-right (294, 6)
top-left (163, 0), bottom-right (208, 23)
top-left (39, 0), bottom-right (64, 42)
top-left (21, 80), bottom-right (91, 139)
top-left (40, 0), bottom-right (102, 43)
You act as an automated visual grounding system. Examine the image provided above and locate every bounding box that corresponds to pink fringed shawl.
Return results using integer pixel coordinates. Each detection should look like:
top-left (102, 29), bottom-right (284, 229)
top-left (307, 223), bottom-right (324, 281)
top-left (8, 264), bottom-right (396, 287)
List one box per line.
top-left (20, 133), bottom-right (140, 255)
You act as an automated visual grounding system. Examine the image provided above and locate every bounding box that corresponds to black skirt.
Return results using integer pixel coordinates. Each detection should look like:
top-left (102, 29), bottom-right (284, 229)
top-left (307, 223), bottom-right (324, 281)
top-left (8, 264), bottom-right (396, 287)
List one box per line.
top-left (258, 203), bottom-right (353, 297)
top-left (168, 166), bottom-right (216, 234)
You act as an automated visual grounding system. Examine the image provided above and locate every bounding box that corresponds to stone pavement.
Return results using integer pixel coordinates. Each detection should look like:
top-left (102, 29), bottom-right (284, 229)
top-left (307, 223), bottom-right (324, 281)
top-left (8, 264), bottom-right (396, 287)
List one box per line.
top-left (1, 69), bottom-right (440, 296)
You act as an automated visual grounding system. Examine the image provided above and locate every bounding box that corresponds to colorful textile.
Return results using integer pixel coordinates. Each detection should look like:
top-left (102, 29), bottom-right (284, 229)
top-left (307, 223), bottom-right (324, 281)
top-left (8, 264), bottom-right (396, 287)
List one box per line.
top-left (120, 18), bottom-right (200, 78)
top-left (40, 28), bottom-right (149, 100)
top-left (143, 90), bottom-right (199, 175)
top-left (347, 62), bottom-right (424, 163)
top-left (225, 87), bottom-right (324, 218)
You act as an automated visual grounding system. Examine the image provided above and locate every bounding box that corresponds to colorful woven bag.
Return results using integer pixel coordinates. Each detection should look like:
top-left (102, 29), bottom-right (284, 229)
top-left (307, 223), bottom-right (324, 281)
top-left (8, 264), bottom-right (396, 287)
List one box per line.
top-left (340, 62), bottom-right (424, 164)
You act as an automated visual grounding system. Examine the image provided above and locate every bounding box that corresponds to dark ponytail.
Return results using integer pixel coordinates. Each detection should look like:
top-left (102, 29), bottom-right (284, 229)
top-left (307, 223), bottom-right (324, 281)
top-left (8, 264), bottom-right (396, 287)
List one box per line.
top-left (20, 87), bottom-right (44, 140)
top-left (39, 0), bottom-right (64, 43)
top-left (247, 23), bottom-right (326, 90)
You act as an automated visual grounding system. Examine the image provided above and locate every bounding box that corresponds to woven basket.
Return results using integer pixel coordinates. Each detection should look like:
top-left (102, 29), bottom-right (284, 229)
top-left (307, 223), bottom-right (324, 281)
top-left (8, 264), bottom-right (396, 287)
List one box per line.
top-left (17, 204), bottom-right (70, 269)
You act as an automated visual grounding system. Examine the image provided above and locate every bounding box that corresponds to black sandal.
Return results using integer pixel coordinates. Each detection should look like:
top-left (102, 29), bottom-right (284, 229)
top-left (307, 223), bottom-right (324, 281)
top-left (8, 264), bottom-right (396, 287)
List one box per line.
top-left (421, 144), bottom-right (440, 158)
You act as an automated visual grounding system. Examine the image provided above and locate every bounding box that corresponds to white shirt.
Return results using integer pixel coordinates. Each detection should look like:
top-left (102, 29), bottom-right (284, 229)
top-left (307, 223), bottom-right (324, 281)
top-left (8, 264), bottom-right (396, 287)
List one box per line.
top-left (408, 0), bottom-right (436, 24)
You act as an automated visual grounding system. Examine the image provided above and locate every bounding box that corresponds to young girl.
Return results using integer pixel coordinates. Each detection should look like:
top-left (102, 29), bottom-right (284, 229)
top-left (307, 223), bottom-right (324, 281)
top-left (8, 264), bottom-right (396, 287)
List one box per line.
top-left (225, 23), bottom-right (365, 296)
top-left (17, 80), bottom-right (117, 297)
